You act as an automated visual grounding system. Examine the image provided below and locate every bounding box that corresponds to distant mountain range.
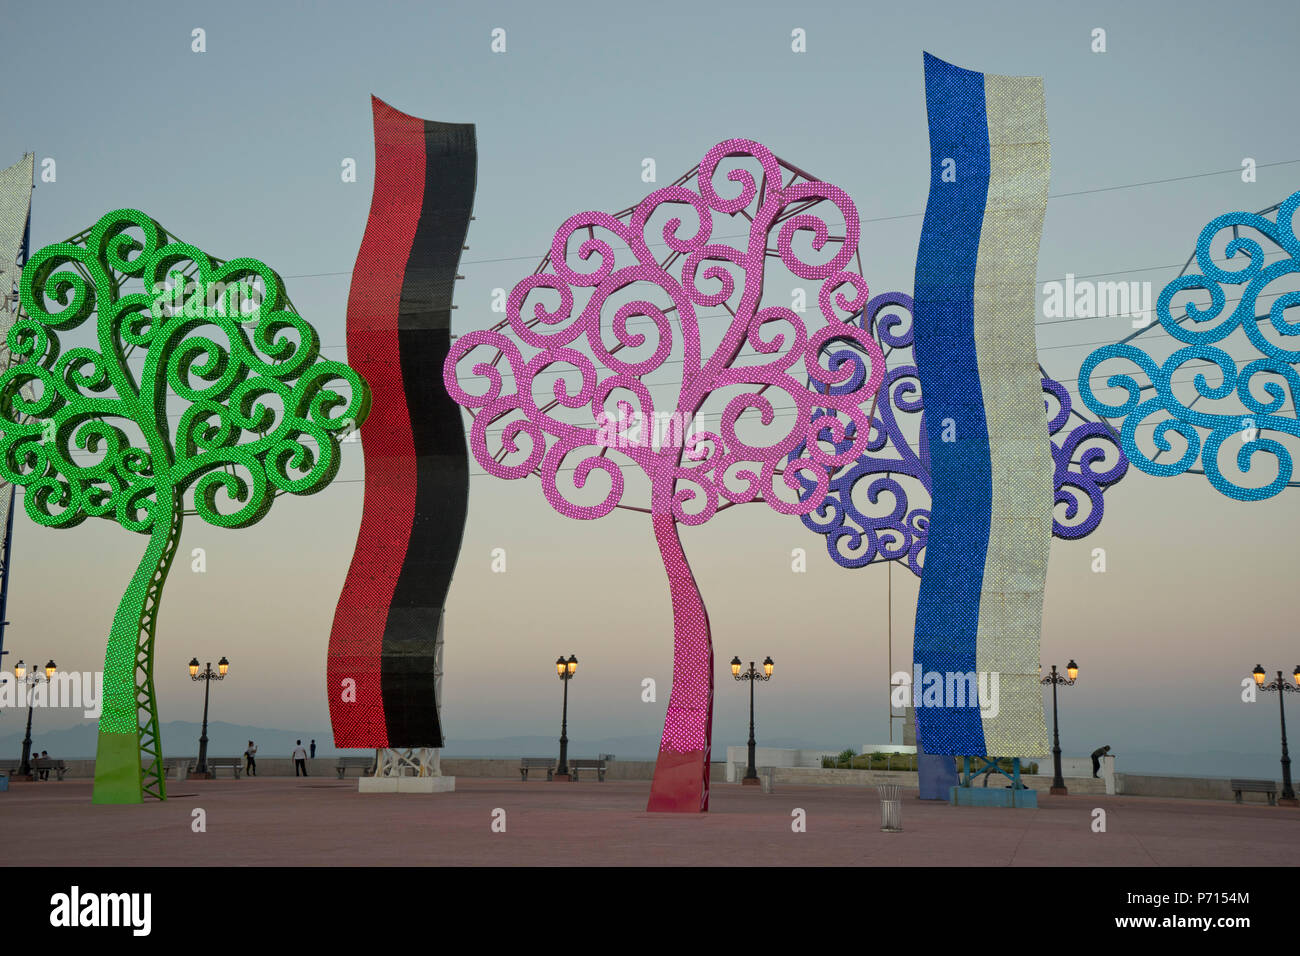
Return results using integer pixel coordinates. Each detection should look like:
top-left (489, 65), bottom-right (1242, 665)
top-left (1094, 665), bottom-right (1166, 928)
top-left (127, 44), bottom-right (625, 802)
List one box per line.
top-left (0, 720), bottom-right (666, 761)
top-left (0, 721), bottom-right (1285, 779)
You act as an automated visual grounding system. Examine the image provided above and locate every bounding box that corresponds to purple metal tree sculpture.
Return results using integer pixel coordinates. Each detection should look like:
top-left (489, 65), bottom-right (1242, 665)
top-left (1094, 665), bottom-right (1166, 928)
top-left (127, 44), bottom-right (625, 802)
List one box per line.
top-left (444, 139), bottom-right (885, 812)
top-left (797, 292), bottom-right (1128, 574)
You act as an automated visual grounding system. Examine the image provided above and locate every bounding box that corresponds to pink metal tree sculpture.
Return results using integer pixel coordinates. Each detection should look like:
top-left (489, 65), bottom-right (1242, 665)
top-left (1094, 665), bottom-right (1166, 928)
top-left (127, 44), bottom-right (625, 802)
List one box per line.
top-left (444, 139), bottom-right (884, 811)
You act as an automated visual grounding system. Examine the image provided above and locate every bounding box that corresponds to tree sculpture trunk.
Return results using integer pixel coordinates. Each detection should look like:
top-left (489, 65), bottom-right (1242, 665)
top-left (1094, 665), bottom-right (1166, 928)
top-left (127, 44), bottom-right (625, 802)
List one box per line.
top-left (646, 507), bottom-right (714, 812)
top-left (93, 489), bottom-right (182, 804)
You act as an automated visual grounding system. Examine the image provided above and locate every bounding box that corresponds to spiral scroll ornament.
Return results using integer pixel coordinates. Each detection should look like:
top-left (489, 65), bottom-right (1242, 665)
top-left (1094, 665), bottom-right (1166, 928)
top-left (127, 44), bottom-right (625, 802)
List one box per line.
top-left (1080, 191), bottom-right (1300, 501)
top-left (794, 292), bottom-right (1129, 575)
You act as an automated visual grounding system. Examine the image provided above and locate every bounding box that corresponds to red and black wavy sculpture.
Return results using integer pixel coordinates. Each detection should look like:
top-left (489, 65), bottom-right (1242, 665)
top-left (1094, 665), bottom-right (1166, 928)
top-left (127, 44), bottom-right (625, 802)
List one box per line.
top-left (327, 96), bottom-right (475, 747)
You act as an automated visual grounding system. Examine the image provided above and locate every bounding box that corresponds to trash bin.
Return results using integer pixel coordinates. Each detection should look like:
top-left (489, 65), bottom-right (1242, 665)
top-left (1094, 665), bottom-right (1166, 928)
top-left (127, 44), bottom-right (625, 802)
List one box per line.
top-left (877, 783), bottom-right (902, 832)
top-left (0, 772), bottom-right (9, 793)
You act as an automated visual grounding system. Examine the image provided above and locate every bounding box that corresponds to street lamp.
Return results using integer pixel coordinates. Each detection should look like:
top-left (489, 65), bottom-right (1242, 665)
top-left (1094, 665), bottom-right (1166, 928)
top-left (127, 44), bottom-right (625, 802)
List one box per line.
top-left (1251, 665), bottom-right (1300, 807)
top-left (554, 654), bottom-right (578, 781)
top-left (732, 655), bottom-right (774, 786)
top-left (189, 656), bottom-right (229, 778)
top-left (13, 658), bottom-right (55, 778)
top-left (1040, 660), bottom-right (1077, 796)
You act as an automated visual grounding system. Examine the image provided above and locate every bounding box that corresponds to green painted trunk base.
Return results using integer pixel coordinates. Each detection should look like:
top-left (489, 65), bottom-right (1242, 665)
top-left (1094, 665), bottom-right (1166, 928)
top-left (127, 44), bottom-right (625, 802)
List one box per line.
top-left (92, 730), bottom-right (143, 804)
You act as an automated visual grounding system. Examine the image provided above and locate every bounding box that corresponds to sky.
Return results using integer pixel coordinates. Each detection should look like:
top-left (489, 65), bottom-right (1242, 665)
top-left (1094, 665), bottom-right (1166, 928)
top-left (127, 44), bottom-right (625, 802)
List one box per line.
top-left (1, 0), bottom-right (1298, 775)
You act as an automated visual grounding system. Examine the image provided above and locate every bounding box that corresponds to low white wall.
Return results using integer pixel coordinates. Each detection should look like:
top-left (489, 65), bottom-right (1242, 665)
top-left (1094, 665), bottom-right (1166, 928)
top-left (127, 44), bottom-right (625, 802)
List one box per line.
top-left (724, 747), bottom-right (838, 782)
top-left (1055, 755), bottom-right (1116, 793)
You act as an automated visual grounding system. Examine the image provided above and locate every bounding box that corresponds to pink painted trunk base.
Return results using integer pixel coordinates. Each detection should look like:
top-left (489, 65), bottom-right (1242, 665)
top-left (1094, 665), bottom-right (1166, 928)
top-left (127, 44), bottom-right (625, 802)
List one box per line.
top-left (646, 509), bottom-right (713, 813)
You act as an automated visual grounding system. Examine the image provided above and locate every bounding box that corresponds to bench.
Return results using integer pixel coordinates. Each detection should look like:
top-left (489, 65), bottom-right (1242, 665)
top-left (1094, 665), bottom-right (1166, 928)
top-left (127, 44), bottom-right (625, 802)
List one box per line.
top-left (336, 756), bottom-right (375, 779)
top-left (205, 757), bottom-right (243, 779)
top-left (31, 758), bottom-right (67, 781)
top-left (520, 757), bottom-right (556, 781)
top-left (163, 758), bottom-right (195, 780)
top-left (570, 758), bottom-right (609, 782)
top-left (0, 758), bottom-right (66, 780)
top-left (1230, 778), bottom-right (1278, 805)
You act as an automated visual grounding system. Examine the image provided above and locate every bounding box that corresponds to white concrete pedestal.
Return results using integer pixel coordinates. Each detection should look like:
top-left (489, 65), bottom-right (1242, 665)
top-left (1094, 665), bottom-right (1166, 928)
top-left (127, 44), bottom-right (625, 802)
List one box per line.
top-left (359, 775), bottom-right (456, 793)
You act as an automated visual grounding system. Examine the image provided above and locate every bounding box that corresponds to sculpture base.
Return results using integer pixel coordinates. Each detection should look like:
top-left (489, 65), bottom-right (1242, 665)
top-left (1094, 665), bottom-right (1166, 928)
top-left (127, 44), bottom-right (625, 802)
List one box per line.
top-left (741, 776), bottom-right (761, 786)
top-left (359, 776), bottom-right (456, 793)
top-left (647, 748), bottom-right (708, 813)
top-left (1278, 796), bottom-right (1299, 807)
top-left (1050, 786), bottom-right (1069, 795)
top-left (187, 772), bottom-right (214, 781)
top-left (92, 730), bottom-right (144, 804)
top-left (950, 786), bottom-right (1038, 808)
top-left (552, 773), bottom-right (571, 782)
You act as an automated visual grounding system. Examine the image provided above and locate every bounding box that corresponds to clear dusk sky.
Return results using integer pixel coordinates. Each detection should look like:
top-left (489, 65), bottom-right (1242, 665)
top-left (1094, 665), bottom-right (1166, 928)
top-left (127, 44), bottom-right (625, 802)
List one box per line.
top-left (1, 0), bottom-right (1298, 774)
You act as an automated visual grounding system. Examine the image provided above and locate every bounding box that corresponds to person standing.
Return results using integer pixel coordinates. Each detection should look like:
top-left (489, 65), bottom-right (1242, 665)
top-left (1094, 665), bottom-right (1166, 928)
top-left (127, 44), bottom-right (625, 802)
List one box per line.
top-left (310, 739), bottom-right (316, 759)
top-left (292, 740), bottom-right (308, 777)
top-left (244, 741), bottom-right (258, 777)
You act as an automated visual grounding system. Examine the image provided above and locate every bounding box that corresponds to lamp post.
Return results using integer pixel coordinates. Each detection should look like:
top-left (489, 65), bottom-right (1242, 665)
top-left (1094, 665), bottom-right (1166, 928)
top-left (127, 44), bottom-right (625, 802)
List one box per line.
top-left (554, 654), bottom-right (577, 781)
top-left (1040, 660), bottom-right (1078, 796)
top-left (1252, 665), bottom-right (1300, 807)
top-left (189, 656), bottom-right (229, 778)
top-left (731, 655), bottom-right (774, 786)
top-left (14, 658), bottom-right (55, 778)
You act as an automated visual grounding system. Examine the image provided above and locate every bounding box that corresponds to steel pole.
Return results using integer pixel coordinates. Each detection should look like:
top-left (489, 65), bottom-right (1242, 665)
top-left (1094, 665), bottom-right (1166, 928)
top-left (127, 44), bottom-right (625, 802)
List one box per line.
top-left (196, 667), bottom-right (212, 775)
top-left (744, 664), bottom-right (758, 783)
top-left (557, 675), bottom-right (570, 777)
top-left (1049, 668), bottom-right (1067, 795)
top-left (1277, 671), bottom-right (1295, 803)
top-left (19, 686), bottom-right (34, 777)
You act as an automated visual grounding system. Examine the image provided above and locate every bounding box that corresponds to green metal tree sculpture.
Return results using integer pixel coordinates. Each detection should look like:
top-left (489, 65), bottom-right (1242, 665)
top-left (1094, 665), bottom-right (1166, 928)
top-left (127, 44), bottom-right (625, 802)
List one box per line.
top-left (0, 209), bottom-right (370, 804)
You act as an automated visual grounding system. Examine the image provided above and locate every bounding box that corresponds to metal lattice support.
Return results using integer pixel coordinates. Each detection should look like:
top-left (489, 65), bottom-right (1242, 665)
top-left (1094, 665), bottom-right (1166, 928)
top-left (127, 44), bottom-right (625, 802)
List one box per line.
top-left (960, 755), bottom-right (1024, 789)
top-left (135, 494), bottom-right (184, 801)
top-left (372, 747), bottom-right (442, 777)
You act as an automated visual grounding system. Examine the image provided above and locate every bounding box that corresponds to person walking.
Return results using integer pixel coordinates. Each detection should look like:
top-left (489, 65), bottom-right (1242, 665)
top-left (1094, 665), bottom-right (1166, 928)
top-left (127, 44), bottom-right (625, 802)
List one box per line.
top-left (1090, 745), bottom-right (1111, 778)
top-left (310, 739), bottom-right (316, 759)
top-left (292, 740), bottom-right (309, 777)
top-left (244, 740), bottom-right (258, 777)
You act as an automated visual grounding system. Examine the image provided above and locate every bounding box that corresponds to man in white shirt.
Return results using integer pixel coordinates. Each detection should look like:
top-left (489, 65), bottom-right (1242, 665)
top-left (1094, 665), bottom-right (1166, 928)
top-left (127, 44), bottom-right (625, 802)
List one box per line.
top-left (244, 740), bottom-right (257, 777)
top-left (292, 740), bottom-right (308, 777)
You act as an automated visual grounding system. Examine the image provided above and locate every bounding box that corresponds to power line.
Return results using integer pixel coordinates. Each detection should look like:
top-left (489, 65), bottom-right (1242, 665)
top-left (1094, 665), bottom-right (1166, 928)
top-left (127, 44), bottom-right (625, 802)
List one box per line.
top-left (274, 159), bottom-right (1300, 281)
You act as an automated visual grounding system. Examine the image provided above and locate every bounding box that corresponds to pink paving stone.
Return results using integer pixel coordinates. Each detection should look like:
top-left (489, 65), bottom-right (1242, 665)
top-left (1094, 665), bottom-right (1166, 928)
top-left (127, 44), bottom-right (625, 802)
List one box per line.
top-left (4, 777), bottom-right (1297, 867)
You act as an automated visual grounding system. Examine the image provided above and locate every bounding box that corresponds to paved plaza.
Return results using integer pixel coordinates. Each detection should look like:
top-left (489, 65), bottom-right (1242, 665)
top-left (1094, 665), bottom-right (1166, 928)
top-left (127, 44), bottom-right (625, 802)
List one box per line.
top-left (6, 777), bottom-right (1296, 866)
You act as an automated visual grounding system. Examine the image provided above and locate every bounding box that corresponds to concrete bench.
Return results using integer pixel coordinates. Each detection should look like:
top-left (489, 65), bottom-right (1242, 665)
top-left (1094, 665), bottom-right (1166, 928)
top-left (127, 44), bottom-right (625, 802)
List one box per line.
top-left (205, 757), bottom-right (243, 779)
top-left (336, 757), bottom-right (375, 779)
top-left (570, 758), bottom-right (608, 782)
top-left (163, 758), bottom-right (194, 780)
top-left (1230, 778), bottom-right (1278, 805)
top-left (520, 758), bottom-right (556, 781)
top-left (32, 759), bottom-right (67, 781)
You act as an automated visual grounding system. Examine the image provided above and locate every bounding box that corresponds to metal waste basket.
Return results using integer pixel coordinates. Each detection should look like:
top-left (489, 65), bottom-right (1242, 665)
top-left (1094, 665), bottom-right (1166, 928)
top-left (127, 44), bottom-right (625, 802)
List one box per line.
top-left (877, 783), bottom-right (902, 832)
